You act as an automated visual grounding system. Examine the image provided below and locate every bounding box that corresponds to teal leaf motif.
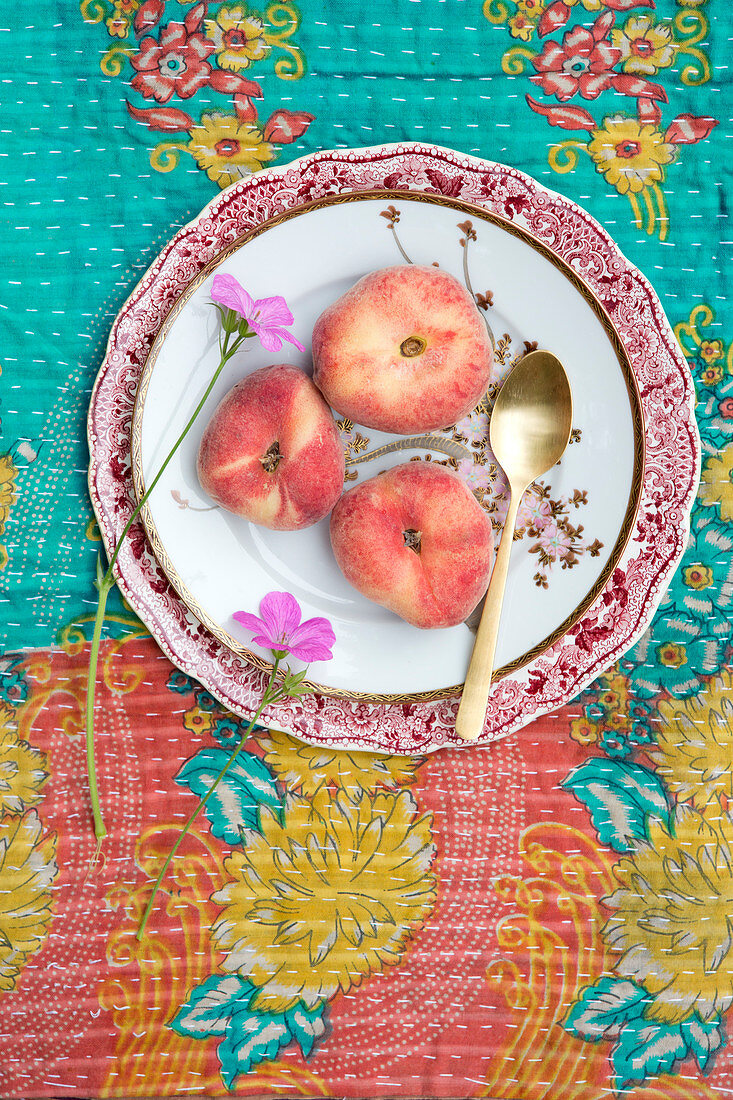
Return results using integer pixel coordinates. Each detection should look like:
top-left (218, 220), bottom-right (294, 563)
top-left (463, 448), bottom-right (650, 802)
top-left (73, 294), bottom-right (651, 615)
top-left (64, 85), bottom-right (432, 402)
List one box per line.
top-left (169, 975), bottom-right (255, 1038)
top-left (680, 1014), bottom-right (725, 1073)
top-left (171, 976), bottom-right (329, 1089)
top-left (286, 1000), bottom-right (328, 1057)
top-left (563, 977), bottom-right (648, 1042)
top-left (175, 748), bottom-right (281, 844)
top-left (218, 1007), bottom-right (291, 1090)
top-left (565, 974), bottom-right (726, 1086)
top-left (561, 758), bottom-right (670, 852)
top-left (611, 1017), bottom-right (687, 1089)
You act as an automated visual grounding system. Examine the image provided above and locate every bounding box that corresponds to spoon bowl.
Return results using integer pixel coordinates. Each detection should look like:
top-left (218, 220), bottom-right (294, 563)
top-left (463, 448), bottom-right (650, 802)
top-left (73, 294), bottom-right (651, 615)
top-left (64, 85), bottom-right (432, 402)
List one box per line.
top-left (456, 350), bottom-right (573, 741)
top-left (490, 351), bottom-right (573, 491)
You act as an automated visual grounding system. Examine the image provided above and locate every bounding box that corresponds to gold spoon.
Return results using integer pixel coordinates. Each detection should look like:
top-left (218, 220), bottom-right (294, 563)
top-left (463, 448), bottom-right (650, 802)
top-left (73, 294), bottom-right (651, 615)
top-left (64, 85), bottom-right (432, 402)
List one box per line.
top-left (456, 350), bottom-right (573, 742)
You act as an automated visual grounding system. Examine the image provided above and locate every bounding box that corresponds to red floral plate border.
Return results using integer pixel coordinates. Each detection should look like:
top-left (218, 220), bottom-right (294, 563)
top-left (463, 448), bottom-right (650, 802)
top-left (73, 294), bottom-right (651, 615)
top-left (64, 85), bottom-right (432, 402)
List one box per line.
top-left (87, 143), bottom-right (700, 753)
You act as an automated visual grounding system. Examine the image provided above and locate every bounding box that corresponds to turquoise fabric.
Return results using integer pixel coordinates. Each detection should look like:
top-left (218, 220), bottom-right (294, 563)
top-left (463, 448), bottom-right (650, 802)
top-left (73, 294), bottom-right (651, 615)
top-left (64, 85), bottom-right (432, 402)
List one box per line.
top-left (3, 6), bottom-right (733, 1097)
top-left (0, 0), bottom-right (729, 653)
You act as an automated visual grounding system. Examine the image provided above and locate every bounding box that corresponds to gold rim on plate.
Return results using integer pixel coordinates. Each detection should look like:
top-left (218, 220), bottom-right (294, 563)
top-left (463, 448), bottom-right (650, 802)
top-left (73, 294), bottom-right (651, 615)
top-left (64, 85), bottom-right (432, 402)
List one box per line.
top-left (131, 189), bottom-right (645, 703)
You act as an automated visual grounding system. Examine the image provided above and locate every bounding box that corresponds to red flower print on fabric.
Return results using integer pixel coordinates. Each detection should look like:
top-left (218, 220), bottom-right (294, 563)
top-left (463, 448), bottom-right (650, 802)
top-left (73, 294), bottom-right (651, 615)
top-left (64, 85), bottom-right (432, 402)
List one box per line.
top-left (531, 23), bottom-right (621, 101)
top-left (131, 20), bottom-right (215, 103)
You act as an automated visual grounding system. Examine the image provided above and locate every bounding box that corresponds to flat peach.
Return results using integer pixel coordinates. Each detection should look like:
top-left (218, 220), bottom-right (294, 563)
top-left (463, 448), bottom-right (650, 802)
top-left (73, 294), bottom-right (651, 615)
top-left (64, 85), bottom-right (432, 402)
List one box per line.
top-left (312, 265), bottom-right (493, 434)
top-left (330, 461), bottom-right (494, 628)
top-left (197, 364), bottom-right (345, 530)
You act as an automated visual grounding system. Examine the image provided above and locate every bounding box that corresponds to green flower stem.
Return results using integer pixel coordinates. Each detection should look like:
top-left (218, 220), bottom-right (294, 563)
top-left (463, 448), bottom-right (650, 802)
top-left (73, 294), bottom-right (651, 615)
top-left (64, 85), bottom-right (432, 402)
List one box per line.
top-left (108, 326), bottom-right (251, 576)
top-left (135, 658), bottom-right (281, 942)
top-left (85, 320), bottom-right (252, 849)
top-left (85, 570), bottom-right (115, 859)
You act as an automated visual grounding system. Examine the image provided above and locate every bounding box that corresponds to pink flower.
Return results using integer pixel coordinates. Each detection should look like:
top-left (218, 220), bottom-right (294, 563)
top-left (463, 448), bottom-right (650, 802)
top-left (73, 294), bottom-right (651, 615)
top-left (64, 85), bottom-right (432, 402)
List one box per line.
top-left (518, 491), bottom-right (553, 530)
top-left (455, 410), bottom-right (489, 445)
top-left (456, 456), bottom-right (494, 493)
top-left (234, 592), bottom-right (335, 662)
top-left (131, 21), bottom-right (215, 104)
top-left (538, 521), bottom-right (573, 555)
top-left (531, 25), bottom-right (621, 101)
top-left (211, 273), bottom-right (306, 353)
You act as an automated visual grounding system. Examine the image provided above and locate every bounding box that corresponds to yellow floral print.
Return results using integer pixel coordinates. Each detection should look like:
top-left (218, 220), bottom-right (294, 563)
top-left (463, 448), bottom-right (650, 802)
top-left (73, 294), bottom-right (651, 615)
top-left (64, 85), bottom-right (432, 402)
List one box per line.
top-left (587, 115), bottom-right (677, 196)
top-left (259, 728), bottom-right (423, 797)
top-left (517, 0), bottom-right (545, 16)
top-left (682, 563), bottom-right (714, 589)
top-left (604, 804), bottom-right (733, 1022)
top-left (606, 710), bottom-right (628, 732)
top-left (0, 455), bottom-right (18, 536)
top-left (657, 641), bottom-right (686, 668)
top-left (602, 672), bottom-right (629, 709)
top-left (569, 716), bottom-right (597, 746)
top-left (205, 4), bottom-right (269, 72)
top-left (0, 729), bottom-right (48, 815)
top-left (509, 13), bottom-right (535, 41)
top-left (699, 442), bottom-right (733, 522)
top-left (182, 704), bottom-right (214, 735)
top-left (701, 338), bottom-right (725, 363)
top-left (654, 669), bottom-right (733, 806)
top-left (188, 113), bottom-right (275, 188)
top-left (700, 364), bottom-right (724, 386)
top-left (0, 811), bottom-right (57, 992)
top-left (569, 670), bottom-right (634, 748)
top-left (0, 703), bottom-right (15, 739)
top-left (611, 15), bottom-right (676, 76)
top-left (212, 788), bottom-right (436, 1011)
top-left (106, 13), bottom-right (130, 38)
top-left (0, 454), bottom-right (18, 573)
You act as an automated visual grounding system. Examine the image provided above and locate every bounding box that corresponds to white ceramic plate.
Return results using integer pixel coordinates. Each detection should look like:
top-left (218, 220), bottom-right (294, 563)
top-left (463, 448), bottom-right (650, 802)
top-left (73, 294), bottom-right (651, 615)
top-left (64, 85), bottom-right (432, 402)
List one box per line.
top-left (89, 144), bottom-right (698, 751)
top-left (132, 192), bottom-right (639, 699)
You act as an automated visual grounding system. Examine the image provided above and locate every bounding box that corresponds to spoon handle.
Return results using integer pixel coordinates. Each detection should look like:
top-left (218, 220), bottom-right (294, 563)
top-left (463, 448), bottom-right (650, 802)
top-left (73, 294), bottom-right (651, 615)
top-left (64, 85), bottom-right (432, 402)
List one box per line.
top-left (455, 489), bottom-right (521, 742)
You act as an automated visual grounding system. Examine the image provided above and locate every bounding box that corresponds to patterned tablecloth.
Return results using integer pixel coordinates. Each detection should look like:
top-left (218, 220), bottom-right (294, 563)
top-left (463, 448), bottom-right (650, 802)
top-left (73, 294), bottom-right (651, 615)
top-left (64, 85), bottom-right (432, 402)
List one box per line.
top-left (1, 1), bottom-right (731, 1096)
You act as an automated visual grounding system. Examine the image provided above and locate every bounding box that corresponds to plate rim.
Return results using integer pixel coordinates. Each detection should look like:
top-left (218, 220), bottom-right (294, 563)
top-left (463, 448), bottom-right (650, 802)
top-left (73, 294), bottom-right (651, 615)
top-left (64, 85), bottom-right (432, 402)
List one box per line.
top-left (87, 141), bottom-right (701, 751)
top-left (129, 187), bottom-right (646, 703)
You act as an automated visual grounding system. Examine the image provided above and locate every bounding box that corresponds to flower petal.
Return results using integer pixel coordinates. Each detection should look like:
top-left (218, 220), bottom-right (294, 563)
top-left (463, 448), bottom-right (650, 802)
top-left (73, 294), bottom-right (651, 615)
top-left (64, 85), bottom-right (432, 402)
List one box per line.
top-left (288, 640), bottom-right (335, 663)
top-left (189, 31), bottom-right (215, 59)
top-left (591, 10), bottom-right (615, 42)
top-left (540, 71), bottom-right (579, 99)
top-left (580, 72), bottom-right (613, 98)
top-left (252, 323), bottom-right (283, 353)
top-left (538, 2), bottom-right (571, 38)
top-left (258, 592), bottom-right (302, 645)
top-left (278, 329), bottom-right (306, 353)
top-left (211, 273), bottom-right (255, 318)
top-left (177, 66), bottom-right (211, 99)
top-left (532, 41), bottom-right (566, 72)
top-left (233, 610), bottom-right (269, 640)
top-left (264, 326), bottom-right (306, 353)
top-left (132, 37), bottom-right (161, 70)
top-left (160, 21), bottom-right (187, 49)
top-left (592, 41), bottom-right (622, 69)
top-left (562, 25), bottom-right (594, 54)
top-left (251, 633), bottom-right (293, 653)
top-left (132, 71), bottom-right (175, 102)
top-left (287, 616), bottom-right (336, 662)
top-left (625, 15), bottom-right (651, 36)
top-left (252, 294), bottom-right (295, 329)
